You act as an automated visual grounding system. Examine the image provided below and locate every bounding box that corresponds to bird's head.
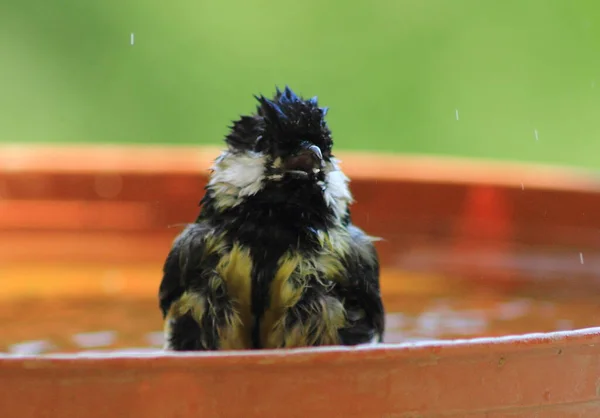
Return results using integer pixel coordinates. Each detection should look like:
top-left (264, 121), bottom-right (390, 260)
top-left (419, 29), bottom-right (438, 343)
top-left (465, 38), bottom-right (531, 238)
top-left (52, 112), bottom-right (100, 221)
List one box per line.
top-left (204, 86), bottom-right (352, 224)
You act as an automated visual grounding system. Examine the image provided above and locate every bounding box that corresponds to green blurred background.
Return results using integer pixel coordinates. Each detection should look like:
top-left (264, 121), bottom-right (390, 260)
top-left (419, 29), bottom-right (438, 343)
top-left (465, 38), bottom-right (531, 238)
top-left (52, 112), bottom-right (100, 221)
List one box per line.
top-left (2, 0), bottom-right (600, 169)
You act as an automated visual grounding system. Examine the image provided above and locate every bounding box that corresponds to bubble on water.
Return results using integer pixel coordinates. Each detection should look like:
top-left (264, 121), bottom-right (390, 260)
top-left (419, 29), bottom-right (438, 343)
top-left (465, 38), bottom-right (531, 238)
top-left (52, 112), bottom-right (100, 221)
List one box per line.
top-left (556, 319), bottom-right (573, 331)
top-left (145, 331), bottom-right (165, 347)
top-left (411, 337), bottom-right (443, 343)
top-left (72, 331), bottom-right (117, 348)
top-left (78, 348), bottom-right (163, 355)
top-left (8, 340), bottom-right (53, 355)
top-left (385, 312), bottom-right (408, 329)
top-left (443, 310), bottom-right (488, 336)
top-left (444, 318), bottom-right (487, 336)
top-left (415, 311), bottom-right (442, 337)
top-left (382, 332), bottom-right (403, 343)
top-left (495, 299), bottom-right (533, 321)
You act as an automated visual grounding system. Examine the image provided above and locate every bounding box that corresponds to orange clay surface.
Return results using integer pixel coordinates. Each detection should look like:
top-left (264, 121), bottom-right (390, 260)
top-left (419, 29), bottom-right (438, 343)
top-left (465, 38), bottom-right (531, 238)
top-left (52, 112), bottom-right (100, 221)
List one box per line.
top-left (2, 145), bottom-right (600, 417)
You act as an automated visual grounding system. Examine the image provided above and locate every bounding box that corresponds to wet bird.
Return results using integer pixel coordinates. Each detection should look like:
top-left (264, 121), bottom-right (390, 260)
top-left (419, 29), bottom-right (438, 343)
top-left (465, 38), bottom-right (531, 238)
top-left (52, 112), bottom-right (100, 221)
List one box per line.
top-left (158, 86), bottom-right (385, 350)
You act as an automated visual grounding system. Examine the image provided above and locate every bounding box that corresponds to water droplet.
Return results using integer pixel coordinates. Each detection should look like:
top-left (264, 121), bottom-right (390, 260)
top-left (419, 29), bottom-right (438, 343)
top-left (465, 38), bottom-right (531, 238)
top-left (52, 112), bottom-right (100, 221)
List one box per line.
top-left (455, 109), bottom-right (459, 121)
top-left (580, 252), bottom-right (584, 264)
top-left (534, 129), bottom-right (539, 141)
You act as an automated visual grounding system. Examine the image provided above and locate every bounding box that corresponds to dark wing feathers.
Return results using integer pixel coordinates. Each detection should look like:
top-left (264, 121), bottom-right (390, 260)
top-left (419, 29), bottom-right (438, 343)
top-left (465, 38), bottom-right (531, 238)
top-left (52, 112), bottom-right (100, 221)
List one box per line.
top-left (158, 223), bottom-right (213, 318)
top-left (158, 242), bottom-right (183, 318)
top-left (338, 224), bottom-right (385, 344)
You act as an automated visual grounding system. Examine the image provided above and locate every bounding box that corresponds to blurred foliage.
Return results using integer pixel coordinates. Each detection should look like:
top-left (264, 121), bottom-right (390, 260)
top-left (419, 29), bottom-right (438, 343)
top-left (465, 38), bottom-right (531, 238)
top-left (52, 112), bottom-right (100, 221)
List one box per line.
top-left (2, 0), bottom-right (600, 168)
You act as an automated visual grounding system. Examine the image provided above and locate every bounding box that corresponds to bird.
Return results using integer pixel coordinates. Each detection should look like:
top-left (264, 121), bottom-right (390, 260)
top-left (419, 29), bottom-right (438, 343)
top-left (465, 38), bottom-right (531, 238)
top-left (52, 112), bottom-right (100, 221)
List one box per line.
top-left (158, 86), bottom-right (385, 351)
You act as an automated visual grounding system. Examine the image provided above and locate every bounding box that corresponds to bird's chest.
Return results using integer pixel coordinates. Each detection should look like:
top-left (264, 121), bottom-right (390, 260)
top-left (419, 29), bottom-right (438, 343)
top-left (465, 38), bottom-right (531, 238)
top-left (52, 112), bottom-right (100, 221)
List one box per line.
top-left (218, 243), bottom-right (344, 300)
top-left (215, 234), bottom-right (348, 348)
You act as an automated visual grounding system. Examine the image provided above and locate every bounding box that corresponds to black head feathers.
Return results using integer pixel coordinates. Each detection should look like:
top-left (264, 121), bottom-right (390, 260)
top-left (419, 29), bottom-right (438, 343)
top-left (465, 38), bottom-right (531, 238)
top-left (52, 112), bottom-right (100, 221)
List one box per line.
top-left (224, 114), bottom-right (263, 152)
top-left (225, 86), bottom-right (333, 156)
top-left (255, 85), bottom-right (329, 126)
top-left (270, 86), bottom-right (326, 114)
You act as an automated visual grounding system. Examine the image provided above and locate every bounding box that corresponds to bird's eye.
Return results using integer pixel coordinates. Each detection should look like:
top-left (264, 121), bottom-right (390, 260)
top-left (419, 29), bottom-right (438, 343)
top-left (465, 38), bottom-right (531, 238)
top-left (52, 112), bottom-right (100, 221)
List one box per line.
top-left (254, 135), bottom-right (269, 152)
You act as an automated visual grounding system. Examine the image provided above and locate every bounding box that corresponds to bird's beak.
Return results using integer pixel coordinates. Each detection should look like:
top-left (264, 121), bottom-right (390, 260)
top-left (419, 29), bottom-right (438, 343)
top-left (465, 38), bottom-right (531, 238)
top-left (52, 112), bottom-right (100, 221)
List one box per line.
top-left (282, 143), bottom-right (324, 177)
top-left (307, 144), bottom-right (323, 161)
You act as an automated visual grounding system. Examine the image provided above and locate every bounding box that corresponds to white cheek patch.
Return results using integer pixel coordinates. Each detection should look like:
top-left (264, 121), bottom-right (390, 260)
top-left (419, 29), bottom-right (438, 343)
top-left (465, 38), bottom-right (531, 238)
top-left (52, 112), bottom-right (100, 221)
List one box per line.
top-left (208, 151), bottom-right (266, 209)
top-left (323, 159), bottom-right (353, 218)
